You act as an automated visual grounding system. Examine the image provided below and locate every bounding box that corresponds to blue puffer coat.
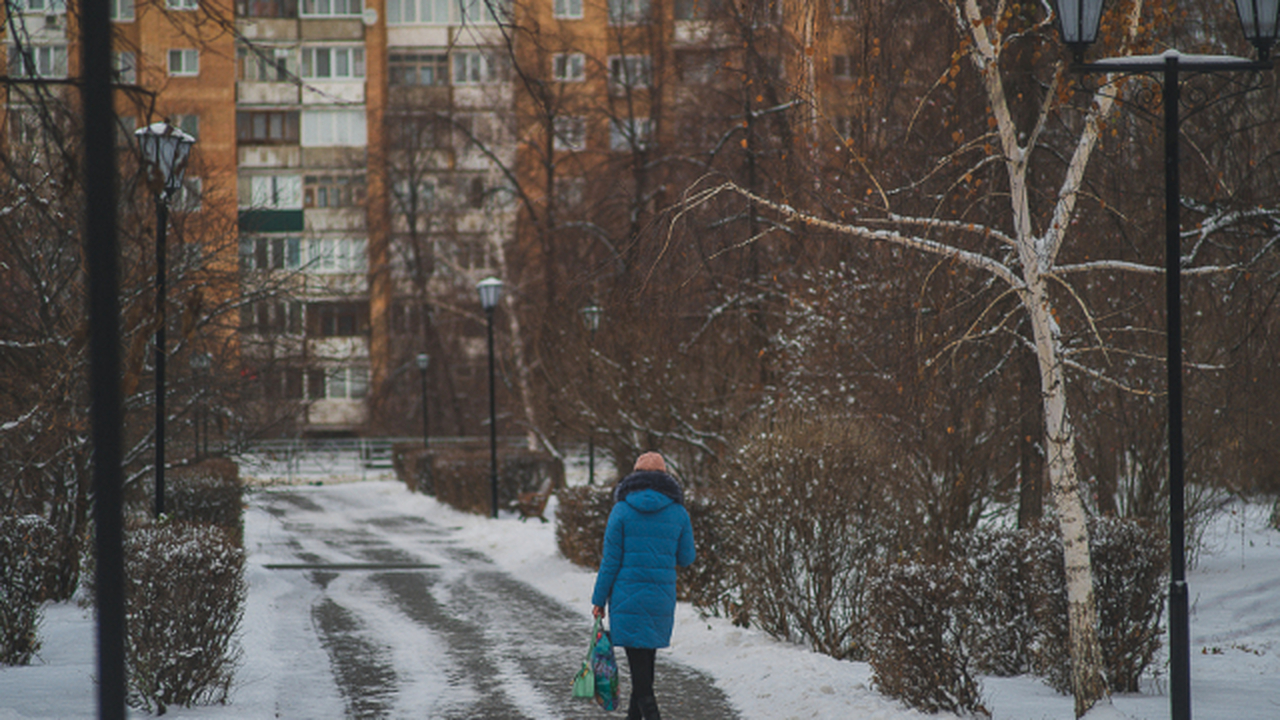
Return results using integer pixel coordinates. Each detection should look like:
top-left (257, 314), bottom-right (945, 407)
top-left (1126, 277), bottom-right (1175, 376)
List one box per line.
top-left (591, 470), bottom-right (696, 649)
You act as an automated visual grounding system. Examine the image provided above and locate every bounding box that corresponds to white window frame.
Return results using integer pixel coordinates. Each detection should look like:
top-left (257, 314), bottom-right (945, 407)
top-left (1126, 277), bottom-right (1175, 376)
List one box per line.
top-left (607, 0), bottom-right (649, 24)
top-left (301, 109), bottom-right (368, 147)
top-left (553, 116), bottom-right (586, 152)
top-left (166, 0), bottom-right (197, 9)
top-left (306, 238), bottom-right (368, 274)
top-left (112, 51), bottom-right (137, 84)
top-left (300, 0), bottom-right (361, 17)
top-left (453, 51), bottom-right (503, 85)
top-left (173, 177), bottom-right (203, 213)
top-left (16, 0), bottom-right (68, 12)
top-left (553, 0), bottom-right (581, 18)
top-left (9, 45), bottom-right (69, 78)
top-left (324, 367), bottom-right (369, 399)
top-left (249, 175), bottom-right (303, 210)
top-left (552, 53), bottom-right (585, 82)
top-left (608, 55), bottom-right (651, 91)
top-left (110, 0), bottom-right (134, 20)
top-left (301, 46), bottom-right (366, 80)
top-left (168, 48), bottom-right (199, 77)
top-left (609, 117), bottom-right (651, 151)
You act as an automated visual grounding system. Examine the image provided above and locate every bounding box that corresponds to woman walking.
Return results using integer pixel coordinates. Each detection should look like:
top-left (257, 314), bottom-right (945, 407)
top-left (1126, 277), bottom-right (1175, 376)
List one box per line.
top-left (592, 452), bottom-right (696, 720)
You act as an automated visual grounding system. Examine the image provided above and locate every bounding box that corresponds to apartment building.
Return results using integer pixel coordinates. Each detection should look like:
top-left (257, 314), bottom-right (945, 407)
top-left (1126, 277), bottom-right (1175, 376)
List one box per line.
top-left (4, 0), bottom-right (858, 438)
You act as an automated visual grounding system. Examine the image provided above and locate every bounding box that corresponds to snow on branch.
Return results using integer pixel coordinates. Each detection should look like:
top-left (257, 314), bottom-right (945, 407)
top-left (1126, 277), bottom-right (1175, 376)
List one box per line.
top-left (681, 181), bottom-right (1024, 291)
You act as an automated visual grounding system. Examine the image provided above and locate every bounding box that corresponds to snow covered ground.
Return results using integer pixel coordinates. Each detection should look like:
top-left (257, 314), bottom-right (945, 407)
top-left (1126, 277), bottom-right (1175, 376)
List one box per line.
top-left (2, 453), bottom-right (1278, 719)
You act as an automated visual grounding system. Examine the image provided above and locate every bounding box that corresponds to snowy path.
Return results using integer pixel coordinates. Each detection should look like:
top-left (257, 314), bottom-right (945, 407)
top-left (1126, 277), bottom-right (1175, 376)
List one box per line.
top-left (247, 485), bottom-right (740, 719)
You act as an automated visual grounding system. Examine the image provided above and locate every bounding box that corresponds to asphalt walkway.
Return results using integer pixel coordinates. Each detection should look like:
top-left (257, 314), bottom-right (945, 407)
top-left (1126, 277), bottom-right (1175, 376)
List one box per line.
top-left (255, 487), bottom-right (740, 719)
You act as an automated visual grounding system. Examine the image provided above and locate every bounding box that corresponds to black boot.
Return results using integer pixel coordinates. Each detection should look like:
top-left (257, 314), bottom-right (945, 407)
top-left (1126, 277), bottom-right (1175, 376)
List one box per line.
top-left (626, 694), bottom-right (642, 720)
top-left (639, 695), bottom-right (661, 720)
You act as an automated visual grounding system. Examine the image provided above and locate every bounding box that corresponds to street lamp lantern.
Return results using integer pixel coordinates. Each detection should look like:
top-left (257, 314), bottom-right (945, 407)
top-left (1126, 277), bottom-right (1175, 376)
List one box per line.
top-left (1052, 0), bottom-right (1105, 62)
top-left (135, 122), bottom-right (195, 200)
top-left (135, 121), bottom-right (196, 519)
top-left (580, 303), bottom-right (602, 334)
top-left (477, 277), bottom-right (503, 518)
top-left (477, 276), bottom-right (503, 311)
top-left (416, 352), bottom-right (430, 373)
top-left (1235, 0), bottom-right (1280, 60)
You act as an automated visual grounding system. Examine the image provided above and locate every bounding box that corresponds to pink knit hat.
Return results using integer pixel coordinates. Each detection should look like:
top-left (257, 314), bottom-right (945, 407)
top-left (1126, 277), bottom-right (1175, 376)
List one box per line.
top-left (633, 452), bottom-right (667, 473)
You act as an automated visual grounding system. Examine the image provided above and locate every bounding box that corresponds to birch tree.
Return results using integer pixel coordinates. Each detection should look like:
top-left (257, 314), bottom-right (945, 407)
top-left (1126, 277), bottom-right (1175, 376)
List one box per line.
top-left (680, 1), bottom-right (1167, 713)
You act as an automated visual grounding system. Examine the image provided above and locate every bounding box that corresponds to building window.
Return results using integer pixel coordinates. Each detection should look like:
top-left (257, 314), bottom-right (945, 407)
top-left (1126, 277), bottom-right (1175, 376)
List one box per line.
top-left (249, 301), bottom-right (303, 335)
top-left (458, 0), bottom-right (504, 24)
top-left (609, 117), bottom-right (651, 151)
top-left (14, 0), bottom-right (67, 11)
top-left (676, 50), bottom-right (722, 84)
top-left (607, 0), bottom-right (649, 24)
top-left (237, 110), bottom-right (301, 144)
top-left (110, 0), bottom-right (134, 20)
top-left (241, 237), bottom-right (304, 271)
top-left (553, 116), bottom-right (586, 151)
top-left (674, 0), bottom-right (719, 19)
top-left (608, 55), bottom-right (651, 91)
top-left (317, 367), bottom-right (369, 399)
top-left (171, 113), bottom-right (200, 140)
top-left (246, 175), bottom-right (303, 209)
top-left (238, 46), bottom-right (293, 81)
top-left (307, 238), bottom-right (368, 273)
top-left (392, 179), bottom-right (437, 213)
top-left (300, 0), bottom-right (360, 16)
top-left (386, 0), bottom-right (503, 23)
top-left (8, 45), bottom-right (68, 78)
top-left (305, 175), bottom-right (366, 208)
top-left (173, 177), bottom-right (203, 212)
top-left (166, 0), bottom-right (197, 9)
top-left (387, 0), bottom-right (449, 23)
top-left (168, 49), bottom-right (199, 76)
top-left (389, 52), bottom-right (449, 85)
top-left (553, 0), bottom-right (581, 18)
top-left (301, 46), bottom-right (365, 79)
top-left (832, 54), bottom-right (854, 80)
top-left (236, 0), bottom-right (297, 17)
top-left (453, 51), bottom-right (504, 85)
top-left (552, 53), bottom-right (584, 82)
top-left (112, 51), bottom-right (136, 85)
top-left (301, 110), bottom-right (367, 147)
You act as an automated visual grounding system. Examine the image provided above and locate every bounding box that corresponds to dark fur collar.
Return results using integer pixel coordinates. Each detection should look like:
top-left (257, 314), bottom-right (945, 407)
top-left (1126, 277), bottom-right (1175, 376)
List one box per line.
top-left (615, 470), bottom-right (684, 505)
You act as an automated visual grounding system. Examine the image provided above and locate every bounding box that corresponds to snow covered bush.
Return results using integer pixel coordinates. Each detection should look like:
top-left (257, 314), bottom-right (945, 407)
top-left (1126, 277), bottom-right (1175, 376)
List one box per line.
top-left (867, 560), bottom-right (988, 717)
top-left (712, 411), bottom-right (915, 660)
top-left (166, 459), bottom-right (244, 546)
top-left (119, 522), bottom-right (246, 713)
top-left (961, 528), bottom-right (1037, 677)
top-left (1090, 517), bottom-right (1166, 692)
top-left (555, 485), bottom-right (613, 569)
top-left (963, 519), bottom-right (1165, 694)
top-left (0, 514), bottom-right (57, 665)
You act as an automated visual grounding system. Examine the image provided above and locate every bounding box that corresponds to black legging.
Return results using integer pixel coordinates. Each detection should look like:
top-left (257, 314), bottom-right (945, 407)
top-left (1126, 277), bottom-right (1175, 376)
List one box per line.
top-left (625, 647), bottom-right (656, 700)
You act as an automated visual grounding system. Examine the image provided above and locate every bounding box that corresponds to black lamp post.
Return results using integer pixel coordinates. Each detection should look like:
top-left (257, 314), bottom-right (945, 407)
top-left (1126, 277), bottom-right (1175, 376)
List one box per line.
top-left (416, 352), bottom-right (431, 448)
top-left (477, 277), bottom-right (504, 518)
top-left (135, 122), bottom-right (195, 519)
top-left (580, 303), bottom-right (602, 485)
top-left (1052, 3), bottom-right (1277, 718)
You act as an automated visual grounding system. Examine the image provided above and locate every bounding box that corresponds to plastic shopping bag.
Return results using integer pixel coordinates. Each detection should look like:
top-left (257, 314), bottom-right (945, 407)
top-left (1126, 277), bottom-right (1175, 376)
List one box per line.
top-left (590, 618), bottom-right (620, 711)
top-left (571, 621), bottom-right (596, 699)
